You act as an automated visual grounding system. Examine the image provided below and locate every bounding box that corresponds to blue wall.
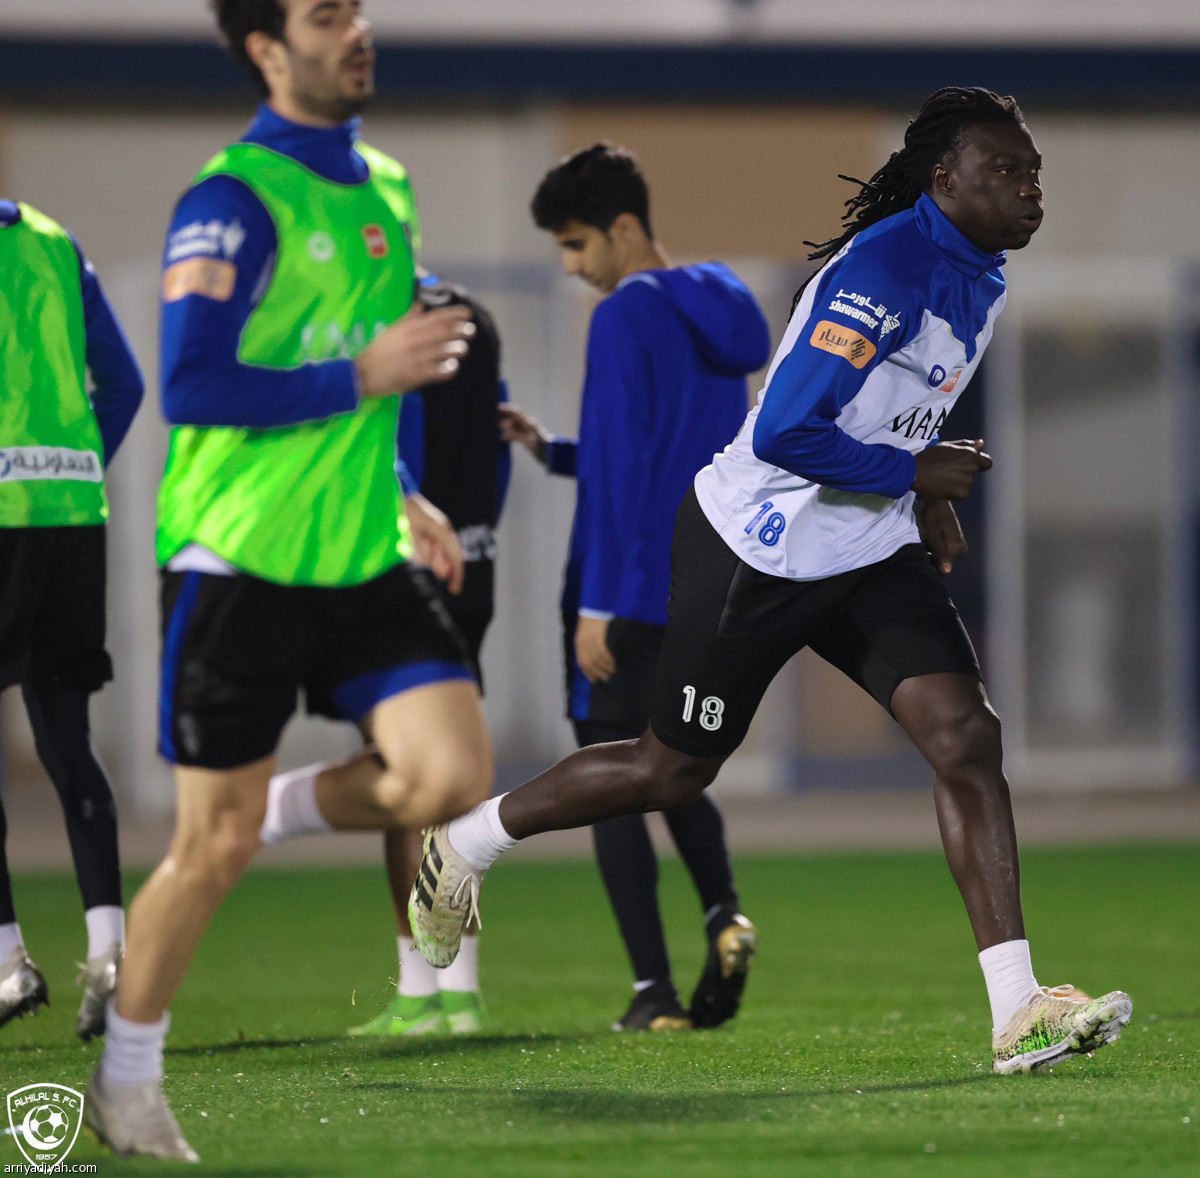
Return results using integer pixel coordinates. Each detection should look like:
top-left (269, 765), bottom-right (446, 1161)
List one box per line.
top-left (2, 40), bottom-right (1199, 106)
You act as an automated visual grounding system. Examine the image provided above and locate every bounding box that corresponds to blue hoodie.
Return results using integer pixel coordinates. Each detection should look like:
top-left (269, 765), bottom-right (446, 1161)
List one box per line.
top-left (549, 261), bottom-right (770, 635)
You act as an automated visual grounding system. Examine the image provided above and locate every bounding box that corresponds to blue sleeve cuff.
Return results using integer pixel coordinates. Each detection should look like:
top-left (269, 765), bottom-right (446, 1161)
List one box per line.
top-left (545, 437), bottom-right (578, 478)
top-left (395, 458), bottom-right (420, 497)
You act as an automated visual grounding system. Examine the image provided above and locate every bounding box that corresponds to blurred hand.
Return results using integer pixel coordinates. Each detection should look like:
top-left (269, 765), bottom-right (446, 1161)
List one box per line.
top-left (575, 616), bottom-right (616, 684)
top-left (919, 497), bottom-right (968, 575)
top-left (911, 439), bottom-right (993, 501)
top-left (498, 403), bottom-right (554, 464)
top-left (356, 305), bottom-right (475, 398)
top-left (406, 493), bottom-right (464, 594)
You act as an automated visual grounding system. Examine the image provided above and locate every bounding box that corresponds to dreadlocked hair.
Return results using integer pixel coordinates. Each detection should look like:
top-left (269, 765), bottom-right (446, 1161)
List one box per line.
top-left (802, 86), bottom-right (1026, 265)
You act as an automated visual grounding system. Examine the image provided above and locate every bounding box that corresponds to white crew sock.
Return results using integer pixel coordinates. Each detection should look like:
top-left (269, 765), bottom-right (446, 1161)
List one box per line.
top-left (260, 762), bottom-right (332, 845)
top-left (85, 905), bottom-right (125, 960)
top-left (438, 933), bottom-right (479, 993)
top-left (979, 939), bottom-right (1040, 1030)
top-left (446, 796), bottom-right (515, 871)
top-left (397, 935), bottom-right (438, 998)
top-left (0, 922), bottom-right (25, 962)
top-left (100, 1003), bottom-right (170, 1087)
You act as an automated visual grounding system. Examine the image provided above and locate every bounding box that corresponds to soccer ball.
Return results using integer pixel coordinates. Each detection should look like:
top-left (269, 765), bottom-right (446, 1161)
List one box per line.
top-left (25, 1104), bottom-right (69, 1147)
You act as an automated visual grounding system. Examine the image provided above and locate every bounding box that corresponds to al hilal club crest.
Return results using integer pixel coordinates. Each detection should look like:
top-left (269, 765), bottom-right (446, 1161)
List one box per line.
top-left (6, 1083), bottom-right (84, 1169)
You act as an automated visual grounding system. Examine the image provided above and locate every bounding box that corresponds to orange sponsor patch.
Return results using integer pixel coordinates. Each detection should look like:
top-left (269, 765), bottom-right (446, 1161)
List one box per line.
top-left (163, 257), bottom-right (237, 303)
top-left (809, 320), bottom-right (877, 369)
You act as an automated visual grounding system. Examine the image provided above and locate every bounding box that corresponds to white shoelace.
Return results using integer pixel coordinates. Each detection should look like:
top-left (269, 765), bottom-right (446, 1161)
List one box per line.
top-left (450, 872), bottom-right (482, 932)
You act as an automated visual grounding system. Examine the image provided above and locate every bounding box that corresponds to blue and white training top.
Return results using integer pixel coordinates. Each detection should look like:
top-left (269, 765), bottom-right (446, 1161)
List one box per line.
top-left (694, 192), bottom-right (1006, 581)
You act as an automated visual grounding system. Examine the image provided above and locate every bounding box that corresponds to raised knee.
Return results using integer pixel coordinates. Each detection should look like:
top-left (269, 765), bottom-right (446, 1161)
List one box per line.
top-left (389, 750), bottom-right (494, 828)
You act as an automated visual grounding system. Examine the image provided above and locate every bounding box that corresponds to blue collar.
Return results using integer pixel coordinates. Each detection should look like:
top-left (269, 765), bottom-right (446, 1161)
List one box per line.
top-left (914, 193), bottom-right (1005, 277)
top-left (0, 200), bottom-right (21, 228)
top-left (240, 104), bottom-right (368, 185)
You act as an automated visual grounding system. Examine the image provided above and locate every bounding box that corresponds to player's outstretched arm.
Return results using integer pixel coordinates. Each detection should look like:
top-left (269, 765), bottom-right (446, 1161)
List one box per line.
top-left (498, 403), bottom-right (554, 463)
top-left (911, 439), bottom-right (993, 501)
top-left (357, 306), bottom-right (476, 398)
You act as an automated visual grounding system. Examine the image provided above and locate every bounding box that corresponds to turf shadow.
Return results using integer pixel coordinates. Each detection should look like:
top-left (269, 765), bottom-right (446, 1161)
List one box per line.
top-left (353, 1072), bottom-right (997, 1121)
top-left (167, 1035), bottom-right (344, 1057)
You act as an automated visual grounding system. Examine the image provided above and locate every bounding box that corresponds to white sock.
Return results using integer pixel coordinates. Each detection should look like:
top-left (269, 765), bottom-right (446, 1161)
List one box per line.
top-left (260, 763), bottom-right (332, 845)
top-left (85, 905), bottom-right (125, 960)
top-left (979, 939), bottom-right (1040, 1030)
top-left (398, 936), bottom-right (438, 998)
top-left (0, 922), bottom-right (24, 961)
top-left (438, 934), bottom-right (479, 993)
top-left (446, 796), bottom-right (515, 871)
top-left (100, 1003), bottom-right (170, 1087)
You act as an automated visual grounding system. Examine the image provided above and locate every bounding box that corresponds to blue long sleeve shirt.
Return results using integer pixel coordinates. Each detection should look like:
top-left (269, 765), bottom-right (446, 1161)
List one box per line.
top-left (0, 200), bottom-right (144, 465)
top-left (159, 106), bottom-right (376, 430)
top-left (554, 262), bottom-right (770, 625)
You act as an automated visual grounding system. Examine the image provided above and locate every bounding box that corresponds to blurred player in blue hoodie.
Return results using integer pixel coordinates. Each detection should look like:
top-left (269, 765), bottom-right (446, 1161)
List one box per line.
top-left (500, 144), bottom-right (771, 1030)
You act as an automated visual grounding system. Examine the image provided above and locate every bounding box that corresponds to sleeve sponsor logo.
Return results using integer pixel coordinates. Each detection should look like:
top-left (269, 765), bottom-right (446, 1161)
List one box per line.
top-left (163, 256), bottom-right (237, 303)
top-left (827, 289), bottom-right (902, 337)
top-left (166, 218), bottom-right (246, 263)
top-left (809, 320), bottom-right (877, 369)
top-left (362, 224), bottom-right (390, 259)
top-left (927, 365), bottom-right (963, 392)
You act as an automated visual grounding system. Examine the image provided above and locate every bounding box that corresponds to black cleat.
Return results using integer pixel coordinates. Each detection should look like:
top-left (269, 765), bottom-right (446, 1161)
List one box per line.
top-left (688, 909), bottom-right (757, 1029)
top-left (612, 980), bottom-right (691, 1031)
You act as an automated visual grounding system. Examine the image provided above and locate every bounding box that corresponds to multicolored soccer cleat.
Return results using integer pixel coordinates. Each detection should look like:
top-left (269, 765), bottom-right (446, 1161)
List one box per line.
top-left (992, 984), bottom-right (1133, 1074)
top-left (441, 989), bottom-right (486, 1035)
top-left (408, 826), bottom-right (484, 969)
top-left (347, 992), bottom-right (446, 1038)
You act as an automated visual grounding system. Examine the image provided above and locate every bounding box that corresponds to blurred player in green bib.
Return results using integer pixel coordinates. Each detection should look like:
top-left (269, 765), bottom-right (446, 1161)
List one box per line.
top-left (86, 0), bottom-right (490, 1162)
top-left (0, 199), bottom-right (143, 1040)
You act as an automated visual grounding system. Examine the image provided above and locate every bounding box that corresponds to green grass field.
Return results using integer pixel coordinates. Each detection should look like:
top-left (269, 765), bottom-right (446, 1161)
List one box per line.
top-left (2, 844), bottom-right (1196, 1176)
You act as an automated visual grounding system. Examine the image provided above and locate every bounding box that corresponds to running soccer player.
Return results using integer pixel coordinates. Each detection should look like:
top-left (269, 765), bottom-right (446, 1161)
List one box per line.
top-left (411, 88), bottom-right (1132, 1076)
top-left (85, 0), bottom-right (490, 1161)
top-left (495, 144), bottom-right (769, 1030)
top-left (0, 200), bottom-right (143, 1040)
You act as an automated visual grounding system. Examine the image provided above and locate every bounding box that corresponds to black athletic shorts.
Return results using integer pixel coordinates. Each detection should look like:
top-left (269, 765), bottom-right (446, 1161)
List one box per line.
top-left (650, 487), bottom-right (981, 758)
top-left (0, 525), bottom-right (112, 693)
top-left (159, 561), bottom-right (474, 770)
top-left (563, 612), bottom-right (664, 730)
top-left (444, 558), bottom-right (494, 683)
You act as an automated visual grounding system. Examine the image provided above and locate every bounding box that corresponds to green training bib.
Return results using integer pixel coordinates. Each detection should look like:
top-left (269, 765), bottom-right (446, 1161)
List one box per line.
top-left (156, 142), bottom-right (420, 586)
top-left (0, 202), bottom-right (106, 527)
